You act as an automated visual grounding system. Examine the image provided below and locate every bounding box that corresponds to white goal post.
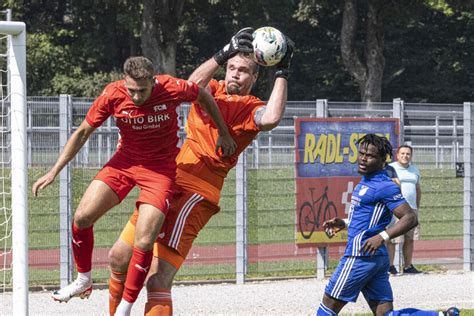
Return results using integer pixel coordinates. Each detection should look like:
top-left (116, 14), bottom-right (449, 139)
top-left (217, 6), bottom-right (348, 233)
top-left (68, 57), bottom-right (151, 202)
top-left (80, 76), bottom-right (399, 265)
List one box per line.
top-left (0, 21), bottom-right (27, 316)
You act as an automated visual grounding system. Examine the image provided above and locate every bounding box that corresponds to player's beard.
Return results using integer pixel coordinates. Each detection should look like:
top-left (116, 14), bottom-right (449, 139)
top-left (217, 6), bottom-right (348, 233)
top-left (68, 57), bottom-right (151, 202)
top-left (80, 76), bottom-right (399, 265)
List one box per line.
top-left (226, 82), bottom-right (240, 94)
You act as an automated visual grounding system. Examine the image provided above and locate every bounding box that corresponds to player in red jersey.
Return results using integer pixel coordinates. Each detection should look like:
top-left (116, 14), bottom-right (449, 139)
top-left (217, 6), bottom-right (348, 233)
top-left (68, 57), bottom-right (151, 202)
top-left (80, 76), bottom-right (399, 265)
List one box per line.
top-left (106, 28), bottom-right (295, 315)
top-left (32, 56), bottom-right (236, 311)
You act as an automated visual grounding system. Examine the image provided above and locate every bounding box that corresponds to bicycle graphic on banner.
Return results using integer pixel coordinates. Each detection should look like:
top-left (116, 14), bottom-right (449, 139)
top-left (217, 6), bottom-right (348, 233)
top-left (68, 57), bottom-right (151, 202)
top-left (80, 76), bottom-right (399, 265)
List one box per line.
top-left (298, 186), bottom-right (338, 239)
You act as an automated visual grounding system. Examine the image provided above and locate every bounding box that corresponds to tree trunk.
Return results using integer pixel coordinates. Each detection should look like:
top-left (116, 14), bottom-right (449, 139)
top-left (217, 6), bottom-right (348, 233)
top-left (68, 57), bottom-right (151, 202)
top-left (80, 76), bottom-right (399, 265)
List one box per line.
top-left (141, 0), bottom-right (185, 76)
top-left (103, 4), bottom-right (119, 71)
top-left (363, 0), bottom-right (385, 104)
top-left (341, 0), bottom-right (385, 107)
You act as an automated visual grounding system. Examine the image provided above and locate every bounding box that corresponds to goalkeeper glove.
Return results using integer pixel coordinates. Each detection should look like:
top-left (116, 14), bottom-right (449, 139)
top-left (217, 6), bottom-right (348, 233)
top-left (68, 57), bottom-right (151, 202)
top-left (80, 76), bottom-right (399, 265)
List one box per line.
top-left (274, 36), bottom-right (295, 80)
top-left (213, 27), bottom-right (254, 66)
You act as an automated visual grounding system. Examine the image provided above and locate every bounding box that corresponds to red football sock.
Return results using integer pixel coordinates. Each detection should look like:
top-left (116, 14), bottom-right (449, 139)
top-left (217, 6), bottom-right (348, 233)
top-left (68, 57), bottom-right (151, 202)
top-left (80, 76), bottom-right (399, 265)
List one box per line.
top-left (145, 288), bottom-right (172, 316)
top-left (122, 247), bottom-right (153, 303)
top-left (109, 270), bottom-right (126, 316)
top-left (71, 223), bottom-right (93, 273)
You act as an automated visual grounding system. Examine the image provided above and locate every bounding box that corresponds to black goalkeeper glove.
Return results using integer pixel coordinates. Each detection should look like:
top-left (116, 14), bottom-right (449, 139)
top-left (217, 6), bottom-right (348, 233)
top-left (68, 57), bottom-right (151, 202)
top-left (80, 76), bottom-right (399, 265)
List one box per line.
top-left (213, 27), bottom-right (254, 66)
top-left (274, 36), bottom-right (295, 80)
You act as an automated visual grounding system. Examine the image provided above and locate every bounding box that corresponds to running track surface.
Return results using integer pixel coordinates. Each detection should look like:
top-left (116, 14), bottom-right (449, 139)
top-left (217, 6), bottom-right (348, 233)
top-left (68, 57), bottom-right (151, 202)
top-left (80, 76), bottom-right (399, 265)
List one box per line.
top-left (8, 239), bottom-right (463, 269)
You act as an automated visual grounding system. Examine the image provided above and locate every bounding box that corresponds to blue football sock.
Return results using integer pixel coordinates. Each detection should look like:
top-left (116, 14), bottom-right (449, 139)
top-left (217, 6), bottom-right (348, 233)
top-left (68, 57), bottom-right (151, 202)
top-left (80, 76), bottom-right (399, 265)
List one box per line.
top-left (316, 302), bottom-right (338, 316)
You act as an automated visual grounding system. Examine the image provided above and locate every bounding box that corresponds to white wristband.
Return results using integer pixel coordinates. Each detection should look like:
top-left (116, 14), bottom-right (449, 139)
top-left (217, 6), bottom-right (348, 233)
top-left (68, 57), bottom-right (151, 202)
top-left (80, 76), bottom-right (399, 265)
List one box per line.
top-left (379, 230), bottom-right (390, 241)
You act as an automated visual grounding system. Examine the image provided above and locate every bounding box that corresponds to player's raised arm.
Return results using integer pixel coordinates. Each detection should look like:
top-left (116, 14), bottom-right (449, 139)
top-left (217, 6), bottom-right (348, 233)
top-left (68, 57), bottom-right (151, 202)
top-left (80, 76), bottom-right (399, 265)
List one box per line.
top-left (254, 37), bottom-right (294, 131)
top-left (188, 58), bottom-right (220, 89)
top-left (32, 120), bottom-right (96, 196)
top-left (189, 27), bottom-right (254, 88)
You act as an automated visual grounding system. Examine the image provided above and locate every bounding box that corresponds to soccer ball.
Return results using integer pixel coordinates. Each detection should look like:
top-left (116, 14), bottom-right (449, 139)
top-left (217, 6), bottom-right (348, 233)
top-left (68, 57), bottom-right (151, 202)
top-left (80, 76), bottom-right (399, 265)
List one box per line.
top-left (252, 27), bottom-right (287, 67)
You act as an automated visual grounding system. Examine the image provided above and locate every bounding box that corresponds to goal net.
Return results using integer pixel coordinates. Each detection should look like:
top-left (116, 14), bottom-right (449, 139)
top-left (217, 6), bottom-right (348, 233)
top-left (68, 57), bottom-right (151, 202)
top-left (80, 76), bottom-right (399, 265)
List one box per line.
top-left (0, 20), bottom-right (27, 315)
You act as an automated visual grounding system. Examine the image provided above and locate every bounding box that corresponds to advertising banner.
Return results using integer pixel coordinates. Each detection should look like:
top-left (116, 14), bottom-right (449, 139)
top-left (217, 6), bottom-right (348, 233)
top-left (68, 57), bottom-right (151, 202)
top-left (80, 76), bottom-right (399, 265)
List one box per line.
top-left (295, 118), bottom-right (400, 246)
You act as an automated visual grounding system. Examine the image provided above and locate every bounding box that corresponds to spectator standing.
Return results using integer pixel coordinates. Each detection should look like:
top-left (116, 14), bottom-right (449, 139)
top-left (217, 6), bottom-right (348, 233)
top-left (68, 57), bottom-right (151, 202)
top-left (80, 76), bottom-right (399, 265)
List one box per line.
top-left (388, 145), bottom-right (422, 274)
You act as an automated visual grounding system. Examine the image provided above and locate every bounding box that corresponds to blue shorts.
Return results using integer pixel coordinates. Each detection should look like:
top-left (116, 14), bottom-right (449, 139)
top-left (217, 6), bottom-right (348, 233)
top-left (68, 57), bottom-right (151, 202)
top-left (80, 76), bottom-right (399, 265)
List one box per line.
top-left (325, 255), bottom-right (393, 303)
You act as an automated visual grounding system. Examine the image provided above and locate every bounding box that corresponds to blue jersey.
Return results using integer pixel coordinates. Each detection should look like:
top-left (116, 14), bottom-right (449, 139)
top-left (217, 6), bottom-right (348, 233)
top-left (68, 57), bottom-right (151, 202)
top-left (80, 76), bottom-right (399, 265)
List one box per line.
top-left (345, 170), bottom-right (406, 257)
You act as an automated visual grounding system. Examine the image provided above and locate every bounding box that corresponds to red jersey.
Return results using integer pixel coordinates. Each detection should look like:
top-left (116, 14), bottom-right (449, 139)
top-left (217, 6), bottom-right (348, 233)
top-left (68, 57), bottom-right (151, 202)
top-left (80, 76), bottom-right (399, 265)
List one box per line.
top-left (86, 75), bottom-right (199, 165)
top-left (176, 79), bottom-right (265, 204)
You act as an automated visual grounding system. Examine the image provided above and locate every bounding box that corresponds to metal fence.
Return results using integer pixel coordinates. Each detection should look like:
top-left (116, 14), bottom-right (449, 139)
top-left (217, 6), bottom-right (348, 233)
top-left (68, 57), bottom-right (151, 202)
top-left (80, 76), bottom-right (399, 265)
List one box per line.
top-left (28, 98), bottom-right (465, 169)
top-left (23, 97), bottom-right (472, 286)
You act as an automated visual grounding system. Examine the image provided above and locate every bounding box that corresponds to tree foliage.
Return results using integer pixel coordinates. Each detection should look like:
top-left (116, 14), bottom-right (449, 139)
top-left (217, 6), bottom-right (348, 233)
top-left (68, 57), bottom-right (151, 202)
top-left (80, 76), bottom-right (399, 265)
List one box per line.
top-left (1, 0), bottom-right (472, 102)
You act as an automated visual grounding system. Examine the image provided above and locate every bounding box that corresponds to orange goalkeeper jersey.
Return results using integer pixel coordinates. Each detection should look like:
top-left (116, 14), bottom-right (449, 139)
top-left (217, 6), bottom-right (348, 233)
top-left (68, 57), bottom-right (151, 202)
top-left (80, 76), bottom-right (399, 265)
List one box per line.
top-left (176, 79), bottom-right (265, 204)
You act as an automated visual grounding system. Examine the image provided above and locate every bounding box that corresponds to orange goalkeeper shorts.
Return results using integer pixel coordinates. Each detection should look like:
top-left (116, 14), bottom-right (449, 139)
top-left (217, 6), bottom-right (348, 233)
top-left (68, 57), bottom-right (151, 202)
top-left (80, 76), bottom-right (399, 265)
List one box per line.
top-left (119, 189), bottom-right (219, 268)
top-left (94, 152), bottom-right (175, 213)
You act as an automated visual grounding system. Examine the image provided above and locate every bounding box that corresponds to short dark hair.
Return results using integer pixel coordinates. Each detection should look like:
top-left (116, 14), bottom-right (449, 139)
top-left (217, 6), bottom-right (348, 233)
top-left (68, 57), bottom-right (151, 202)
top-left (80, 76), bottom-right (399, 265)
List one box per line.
top-left (356, 134), bottom-right (393, 162)
top-left (123, 56), bottom-right (154, 80)
top-left (397, 144), bottom-right (413, 154)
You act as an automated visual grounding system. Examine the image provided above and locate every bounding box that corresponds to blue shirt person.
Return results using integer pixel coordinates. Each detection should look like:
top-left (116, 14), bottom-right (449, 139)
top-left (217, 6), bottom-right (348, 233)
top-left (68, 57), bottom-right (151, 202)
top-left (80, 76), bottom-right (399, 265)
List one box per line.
top-left (317, 134), bottom-right (418, 315)
top-left (316, 135), bottom-right (458, 316)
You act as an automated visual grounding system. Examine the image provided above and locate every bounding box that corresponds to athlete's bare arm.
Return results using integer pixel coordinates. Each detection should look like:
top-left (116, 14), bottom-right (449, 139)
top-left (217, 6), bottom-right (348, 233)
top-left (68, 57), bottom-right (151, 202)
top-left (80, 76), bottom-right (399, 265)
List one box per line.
top-left (188, 58), bottom-right (219, 89)
top-left (189, 57), bottom-right (288, 132)
top-left (254, 78), bottom-right (288, 131)
top-left (359, 202), bottom-right (418, 256)
top-left (255, 37), bottom-right (294, 131)
top-left (195, 86), bottom-right (237, 157)
top-left (32, 120), bottom-right (96, 196)
top-left (191, 60), bottom-right (288, 133)
top-left (389, 202), bottom-right (418, 238)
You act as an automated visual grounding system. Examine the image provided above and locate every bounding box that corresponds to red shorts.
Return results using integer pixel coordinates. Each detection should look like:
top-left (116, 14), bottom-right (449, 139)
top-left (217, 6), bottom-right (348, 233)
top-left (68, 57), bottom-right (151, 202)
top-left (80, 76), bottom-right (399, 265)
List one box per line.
top-left (119, 189), bottom-right (219, 268)
top-left (94, 152), bottom-right (176, 213)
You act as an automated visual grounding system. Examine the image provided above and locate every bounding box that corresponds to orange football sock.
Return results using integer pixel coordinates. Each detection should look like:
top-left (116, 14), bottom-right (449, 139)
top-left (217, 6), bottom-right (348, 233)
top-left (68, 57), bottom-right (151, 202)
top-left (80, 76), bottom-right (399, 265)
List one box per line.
top-left (109, 270), bottom-right (126, 316)
top-left (144, 288), bottom-right (172, 316)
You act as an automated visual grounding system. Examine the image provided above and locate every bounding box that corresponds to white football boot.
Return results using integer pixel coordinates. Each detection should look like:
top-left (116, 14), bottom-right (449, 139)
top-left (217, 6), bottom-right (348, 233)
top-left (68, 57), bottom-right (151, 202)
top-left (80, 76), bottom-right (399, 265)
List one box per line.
top-left (51, 279), bottom-right (93, 303)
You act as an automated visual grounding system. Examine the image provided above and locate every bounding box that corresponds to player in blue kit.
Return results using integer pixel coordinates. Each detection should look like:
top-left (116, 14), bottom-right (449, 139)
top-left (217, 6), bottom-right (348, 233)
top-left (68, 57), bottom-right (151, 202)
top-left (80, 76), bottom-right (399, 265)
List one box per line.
top-left (318, 134), bottom-right (459, 316)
